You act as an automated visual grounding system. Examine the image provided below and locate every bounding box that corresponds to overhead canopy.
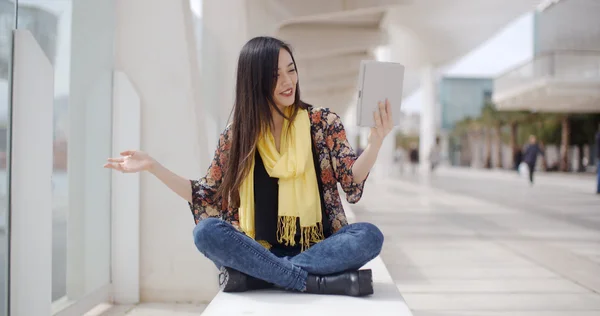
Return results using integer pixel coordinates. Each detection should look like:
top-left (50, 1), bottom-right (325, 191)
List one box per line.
top-left (264, 0), bottom-right (541, 113)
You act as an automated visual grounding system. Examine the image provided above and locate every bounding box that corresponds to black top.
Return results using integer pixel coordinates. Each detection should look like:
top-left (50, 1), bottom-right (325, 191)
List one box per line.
top-left (523, 144), bottom-right (543, 166)
top-left (253, 140), bottom-right (331, 253)
top-left (409, 149), bottom-right (419, 162)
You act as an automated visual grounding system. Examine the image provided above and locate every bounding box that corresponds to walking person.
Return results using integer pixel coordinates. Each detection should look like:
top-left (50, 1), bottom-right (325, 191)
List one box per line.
top-left (523, 135), bottom-right (544, 185)
top-left (596, 124), bottom-right (600, 194)
top-left (514, 147), bottom-right (523, 172)
top-left (104, 37), bottom-right (393, 297)
top-left (409, 143), bottom-right (419, 174)
top-left (394, 146), bottom-right (405, 175)
top-left (429, 137), bottom-right (441, 172)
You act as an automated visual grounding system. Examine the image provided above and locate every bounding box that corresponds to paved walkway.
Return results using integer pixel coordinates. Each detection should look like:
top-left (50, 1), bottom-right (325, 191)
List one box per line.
top-left (101, 167), bottom-right (599, 315)
top-left (352, 167), bottom-right (600, 315)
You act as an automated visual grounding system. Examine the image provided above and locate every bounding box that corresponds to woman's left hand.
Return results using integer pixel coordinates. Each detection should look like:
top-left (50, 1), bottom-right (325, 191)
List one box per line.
top-left (368, 99), bottom-right (393, 147)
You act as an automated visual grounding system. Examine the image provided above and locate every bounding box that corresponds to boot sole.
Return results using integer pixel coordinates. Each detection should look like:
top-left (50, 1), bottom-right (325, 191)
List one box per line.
top-left (358, 269), bottom-right (374, 296)
top-left (219, 266), bottom-right (248, 292)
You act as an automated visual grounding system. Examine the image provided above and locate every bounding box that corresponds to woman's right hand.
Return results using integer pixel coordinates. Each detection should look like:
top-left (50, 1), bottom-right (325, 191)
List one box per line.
top-left (104, 150), bottom-right (156, 173)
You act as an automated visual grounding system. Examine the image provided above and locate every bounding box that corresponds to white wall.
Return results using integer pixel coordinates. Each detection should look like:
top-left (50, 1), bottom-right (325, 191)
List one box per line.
top-left (201, 0), bottom-right (250, 135)
top-left (246, 1), bottom-right (280, 38)
top-left (114, 0), bottom-right (215, 303)
top-left (201, 0), bottom-right (280, 142)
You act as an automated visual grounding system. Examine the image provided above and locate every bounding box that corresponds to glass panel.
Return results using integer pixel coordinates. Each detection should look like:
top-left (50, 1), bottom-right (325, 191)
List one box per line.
top-left (16, 0), bottom-right (114, 308)
top-left (0, 1), bottom-right (14, 315)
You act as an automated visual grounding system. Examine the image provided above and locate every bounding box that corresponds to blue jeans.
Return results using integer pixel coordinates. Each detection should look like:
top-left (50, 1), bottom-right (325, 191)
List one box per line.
top-left (193, 218), bottom-right (384, 291)
top-left (597, 166), bottom-right (600, 194)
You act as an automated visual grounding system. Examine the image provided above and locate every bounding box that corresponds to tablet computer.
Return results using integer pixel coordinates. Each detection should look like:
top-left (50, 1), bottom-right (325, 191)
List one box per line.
top-left (356, 60), bottom-right (404, 127)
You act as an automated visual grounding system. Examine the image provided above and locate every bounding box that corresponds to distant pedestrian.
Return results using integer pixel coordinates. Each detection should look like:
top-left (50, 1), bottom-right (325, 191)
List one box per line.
top-left (394, 146), bottom-right (405, 175)
top-left (595, 124), bottom-right (600, 194)
top-left (409, 143), bottom-right (419, 174)
top-left (523, 135), bottom-right (544, 185)
top-left (514, 147), bottom-right (523, 171)
top-left (430, 137), bottom-right (441, 172)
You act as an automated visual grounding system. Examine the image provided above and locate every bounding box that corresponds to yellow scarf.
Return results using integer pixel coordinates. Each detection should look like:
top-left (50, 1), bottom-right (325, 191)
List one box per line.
top-left (239, 108), bottom-right (324, 250)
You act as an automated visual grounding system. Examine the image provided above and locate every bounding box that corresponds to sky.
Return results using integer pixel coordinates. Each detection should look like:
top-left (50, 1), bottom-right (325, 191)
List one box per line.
top-left (402, 12), bottom-right (534, 113)
top-left (190, 0), bottom-right (203, 17)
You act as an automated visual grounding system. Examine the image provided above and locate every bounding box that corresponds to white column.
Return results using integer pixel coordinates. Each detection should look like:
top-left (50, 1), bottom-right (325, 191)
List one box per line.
top-left (440, 131), bottom-right (450, 166)
top-left (360, 128), bottom-right (370, 152)
top-left (10, 29), bottom-right (54, 316)
top-left (111, 72), bottom-right (141, 304)
top-left (343, 99), bottom-right (359, 150)
top-left (419, 65), bottom-right (436, 173)
top-left (374, 130), bottom-right (396, 181)
top-left (67, 0), bottom-right (115, 300)
top-left (385, 8), bottom-right (437, 175)
top-left (114, 0), bottom-right (213, 303)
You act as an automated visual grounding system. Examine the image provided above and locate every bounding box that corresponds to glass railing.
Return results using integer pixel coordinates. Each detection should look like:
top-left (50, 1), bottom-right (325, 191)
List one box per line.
top-left (494, 50), bottom-right (600, 93)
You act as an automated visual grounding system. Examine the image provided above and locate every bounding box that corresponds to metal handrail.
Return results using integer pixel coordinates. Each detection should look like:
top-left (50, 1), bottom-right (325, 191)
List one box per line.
top-left (496, 50), bottom-right (600, 80)
top-left (494, 50), bottom-right (600, 92)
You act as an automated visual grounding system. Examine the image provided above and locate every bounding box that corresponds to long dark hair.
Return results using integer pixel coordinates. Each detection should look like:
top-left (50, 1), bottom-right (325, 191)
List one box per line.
top-left (217, 36), bottom-right (306, 207)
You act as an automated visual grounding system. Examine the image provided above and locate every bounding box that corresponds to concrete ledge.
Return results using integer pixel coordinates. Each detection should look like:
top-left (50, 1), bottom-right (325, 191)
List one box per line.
top-left (201, 257), bottom-right (412, 316)
top-left (201, 196), bottom-right (413, 316)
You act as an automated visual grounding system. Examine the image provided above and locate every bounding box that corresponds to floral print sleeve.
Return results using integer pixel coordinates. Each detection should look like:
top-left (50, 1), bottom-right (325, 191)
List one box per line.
top-left (324, 110), bottom-right (367, 203)
top-left (188, 125), bottom-right (232, 224)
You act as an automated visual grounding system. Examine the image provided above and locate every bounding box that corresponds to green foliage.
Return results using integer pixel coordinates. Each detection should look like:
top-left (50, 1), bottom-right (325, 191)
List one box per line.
top-left (395, 131), bottom-right (419, 149)
top-left (450, 101), bottom-right (598, 171)
top-left (452, 105), bottom-right (598, 148)
top-left (514, 113), bottom-right (562, 146)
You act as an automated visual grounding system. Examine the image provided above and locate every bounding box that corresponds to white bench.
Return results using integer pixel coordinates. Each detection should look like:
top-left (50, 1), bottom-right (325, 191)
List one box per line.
top-left (201, 200), bottom-right (413, 316)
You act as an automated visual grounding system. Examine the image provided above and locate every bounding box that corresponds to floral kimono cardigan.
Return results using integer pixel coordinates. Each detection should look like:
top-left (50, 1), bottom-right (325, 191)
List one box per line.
top-left (188, 106), bottom-right (367, 234)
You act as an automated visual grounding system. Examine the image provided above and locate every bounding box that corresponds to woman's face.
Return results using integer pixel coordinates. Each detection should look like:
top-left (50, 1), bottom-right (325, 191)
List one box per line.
top-left (273, 48), bottom-right (298, 109)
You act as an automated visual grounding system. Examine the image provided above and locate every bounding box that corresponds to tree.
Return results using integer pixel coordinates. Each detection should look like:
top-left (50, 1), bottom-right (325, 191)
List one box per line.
top-left (454, 105), bottom-right (598, 174)
top-left (481, 104), bottom-right (538, 169)
top-left (498, 110), bottom-right (532, 169)
top-left (559, 114), bottom-right (571, 172)
top-left (479, 104), bottom-right (497, 168)
top-left (395, 132), bottom-right (420, 151)
top-left (512, 112), bottom-right (562, 171)
top-left (452, 117), bottom-right (475, 166)
top-left (481, 103), bottom-right (518, 169)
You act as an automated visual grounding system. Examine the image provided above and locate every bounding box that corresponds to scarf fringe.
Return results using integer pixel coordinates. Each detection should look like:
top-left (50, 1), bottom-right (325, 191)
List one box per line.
top-left (274, 216), bottom-right (324, 251)
top-left (276, 216), bottom-right (298, 246)
top-left (300, 222), bottom-right (324, 251)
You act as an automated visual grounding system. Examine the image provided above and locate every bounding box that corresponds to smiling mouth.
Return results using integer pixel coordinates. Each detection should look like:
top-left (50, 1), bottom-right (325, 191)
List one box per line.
top-left (280, 88), bottom-right (293, 97)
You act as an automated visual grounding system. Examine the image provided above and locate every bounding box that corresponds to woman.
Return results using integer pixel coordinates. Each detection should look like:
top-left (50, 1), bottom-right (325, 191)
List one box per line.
top-left (105, 37), bottom-right (393, 297)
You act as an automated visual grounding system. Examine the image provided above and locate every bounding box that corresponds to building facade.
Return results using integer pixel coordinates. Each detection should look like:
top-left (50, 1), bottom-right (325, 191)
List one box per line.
top-left (439, 77), bottom-right (494, 166)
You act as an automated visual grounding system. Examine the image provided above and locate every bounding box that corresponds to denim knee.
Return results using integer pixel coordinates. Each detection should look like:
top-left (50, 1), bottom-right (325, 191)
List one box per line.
top-left (352, 222), bottom-right (384, 256)
top-left (193, 217), bottom-right (223, 254)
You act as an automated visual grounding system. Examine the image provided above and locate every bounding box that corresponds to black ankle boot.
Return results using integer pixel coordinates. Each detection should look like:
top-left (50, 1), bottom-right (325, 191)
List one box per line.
top-left (218, 266), bottom-right (273, 292)
top-left (305, 269), bottom-right (373, 297)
